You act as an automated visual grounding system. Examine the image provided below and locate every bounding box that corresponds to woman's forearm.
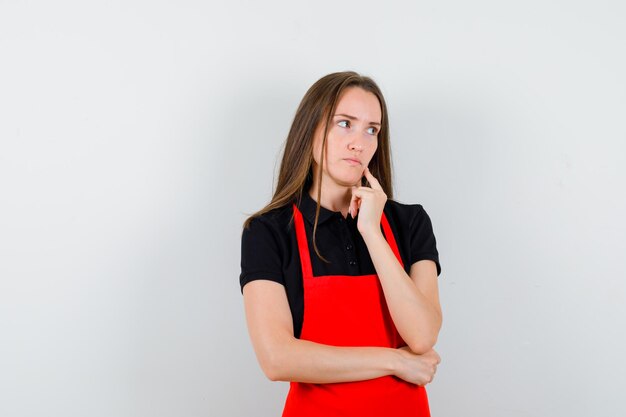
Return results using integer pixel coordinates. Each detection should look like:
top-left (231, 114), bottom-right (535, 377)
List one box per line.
top-left (267, 337), bottom-right (400, 383)
top-left (362, 230), bottom-right (442, 354)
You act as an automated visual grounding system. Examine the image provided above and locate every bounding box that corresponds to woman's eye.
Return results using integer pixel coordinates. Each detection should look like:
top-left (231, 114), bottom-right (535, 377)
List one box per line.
top-left (367, 127), bottom-right (378, 135)
top-left (338, 120), bottom-right (349, 128)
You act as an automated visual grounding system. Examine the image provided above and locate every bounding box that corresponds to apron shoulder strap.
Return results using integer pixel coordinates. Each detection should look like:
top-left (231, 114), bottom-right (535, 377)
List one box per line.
top-left (293, 203), bottom-right (405, 277)
top-left (292, 203), bottom-right (314, 279)
top-left (380, 212), bottom-right (404, 268)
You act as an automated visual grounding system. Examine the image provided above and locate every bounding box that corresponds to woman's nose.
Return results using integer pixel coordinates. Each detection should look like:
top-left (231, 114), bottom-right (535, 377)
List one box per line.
top-left (349, 142), bottom-right (363, 151)
top-left (347, 130), bottom-right (366, 151)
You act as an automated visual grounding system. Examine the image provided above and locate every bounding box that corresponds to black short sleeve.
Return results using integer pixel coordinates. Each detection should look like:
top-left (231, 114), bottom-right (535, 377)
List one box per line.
top-left (409, 205), bottom-right (442, 277)
top-left (239, 217), bottom-right (285, 293)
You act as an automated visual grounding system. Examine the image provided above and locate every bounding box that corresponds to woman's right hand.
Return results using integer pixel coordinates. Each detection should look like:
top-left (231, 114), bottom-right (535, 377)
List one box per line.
top-left (393, 346), bottom-right (441, 386)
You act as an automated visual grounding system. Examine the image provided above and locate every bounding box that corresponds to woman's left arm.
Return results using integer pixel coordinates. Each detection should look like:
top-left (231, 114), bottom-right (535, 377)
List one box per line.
top-left (362, 232), bottom-right (442, 354)
top-left (350, 168), bottom-right (442, 355)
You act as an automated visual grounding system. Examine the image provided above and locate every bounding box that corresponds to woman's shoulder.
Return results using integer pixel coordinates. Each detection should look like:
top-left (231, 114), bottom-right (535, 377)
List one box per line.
top-left (385, 198), bottom-right (426, 221)
top-left (386, 198), bottom-right (425, 211)
top-left (242, 203), bottom-right (295, 236)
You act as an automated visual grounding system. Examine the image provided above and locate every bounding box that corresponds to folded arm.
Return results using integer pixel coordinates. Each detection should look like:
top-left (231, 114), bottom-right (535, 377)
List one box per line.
top-left (243, 279), bottom-right (402, 383)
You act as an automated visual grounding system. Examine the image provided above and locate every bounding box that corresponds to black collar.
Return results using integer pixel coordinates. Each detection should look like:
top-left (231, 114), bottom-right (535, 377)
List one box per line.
top-left (297, 191), bottom-right (343, 226)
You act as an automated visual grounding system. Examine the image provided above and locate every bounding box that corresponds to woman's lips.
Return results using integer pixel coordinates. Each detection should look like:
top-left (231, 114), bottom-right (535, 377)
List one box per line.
top-left (343, 158), bottom-right (361, 166)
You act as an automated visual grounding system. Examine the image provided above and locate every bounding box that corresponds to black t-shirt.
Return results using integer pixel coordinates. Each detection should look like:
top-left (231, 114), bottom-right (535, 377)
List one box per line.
top-left (239, 192), bottom-right (442, 339)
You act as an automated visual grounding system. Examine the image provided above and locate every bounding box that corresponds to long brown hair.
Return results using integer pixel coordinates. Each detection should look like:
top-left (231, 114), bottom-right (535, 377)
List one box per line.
top-left (243, 71), bottom-right (393, 262)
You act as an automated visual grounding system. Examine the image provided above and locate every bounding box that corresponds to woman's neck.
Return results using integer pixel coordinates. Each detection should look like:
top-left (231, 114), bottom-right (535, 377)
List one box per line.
top-left (308, 183), bottom-right (352, 218)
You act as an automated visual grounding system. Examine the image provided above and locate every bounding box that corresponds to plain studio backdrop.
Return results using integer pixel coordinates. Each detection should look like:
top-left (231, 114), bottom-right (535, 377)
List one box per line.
top-left (1, 1), bottom-right (625, 416)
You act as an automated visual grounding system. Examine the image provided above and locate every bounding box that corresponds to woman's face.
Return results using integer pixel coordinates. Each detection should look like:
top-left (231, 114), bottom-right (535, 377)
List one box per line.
top-left (311, 87), bottom-right (382, 189)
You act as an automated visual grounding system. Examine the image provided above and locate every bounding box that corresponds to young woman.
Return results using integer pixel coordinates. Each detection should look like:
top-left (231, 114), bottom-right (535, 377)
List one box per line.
top-left (239, 71), bottom-right (442, 416)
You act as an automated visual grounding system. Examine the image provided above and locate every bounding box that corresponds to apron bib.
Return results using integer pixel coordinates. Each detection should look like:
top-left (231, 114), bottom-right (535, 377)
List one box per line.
top-left (282, 203), bottom-right (431, 417)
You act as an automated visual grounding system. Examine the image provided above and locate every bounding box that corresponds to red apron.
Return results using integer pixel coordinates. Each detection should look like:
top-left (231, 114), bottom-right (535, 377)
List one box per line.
top-left (282, 203), bottom-right (431, 417)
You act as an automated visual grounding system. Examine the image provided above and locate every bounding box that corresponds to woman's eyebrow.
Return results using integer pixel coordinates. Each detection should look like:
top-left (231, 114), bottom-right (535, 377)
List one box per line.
top-left (334, 113), bottom-right (381, 126)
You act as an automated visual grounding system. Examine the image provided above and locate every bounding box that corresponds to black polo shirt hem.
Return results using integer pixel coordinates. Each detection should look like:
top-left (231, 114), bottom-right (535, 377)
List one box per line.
top-left (410, 253), bottom-right (442, 277)
top-left (240, 272), bottom-right (284, 294)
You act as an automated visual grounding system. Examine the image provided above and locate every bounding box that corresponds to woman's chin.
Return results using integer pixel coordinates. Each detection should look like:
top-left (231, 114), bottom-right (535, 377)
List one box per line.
top-left (325, 167), bottom-right (364, 187)
top-left (334, 175), bottom-right (363, 187)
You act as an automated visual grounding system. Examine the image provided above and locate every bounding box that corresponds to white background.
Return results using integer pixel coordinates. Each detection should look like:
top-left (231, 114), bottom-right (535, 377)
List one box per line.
top-left (1, 1), bottom-right (625, 416)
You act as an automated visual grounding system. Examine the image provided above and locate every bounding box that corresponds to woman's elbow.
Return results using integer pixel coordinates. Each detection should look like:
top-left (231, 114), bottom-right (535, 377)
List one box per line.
top-left (261, 357), bottom-right (286, 382)
top-left (256, 341), bottom-right (291, 382)
top-left (407, 342), bottom-right (432, 355)
top-left (408, 313), bottom-right (443, 354)
top-left (407, 334), bottom-right (438, 355)
top-left (261, 364), bottom-right (281, 382)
